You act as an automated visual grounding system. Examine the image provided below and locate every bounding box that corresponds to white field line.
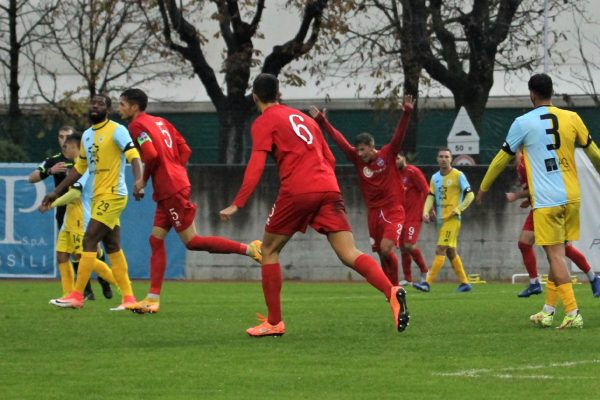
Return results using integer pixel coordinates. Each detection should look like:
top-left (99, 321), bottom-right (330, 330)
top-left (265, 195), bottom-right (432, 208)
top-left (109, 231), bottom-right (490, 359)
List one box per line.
top-left (433, 359), bottom-right (600, 378)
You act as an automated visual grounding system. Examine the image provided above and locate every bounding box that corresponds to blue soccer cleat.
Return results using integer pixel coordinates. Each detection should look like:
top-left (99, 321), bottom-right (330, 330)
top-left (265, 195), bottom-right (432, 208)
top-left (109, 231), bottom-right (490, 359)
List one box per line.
top-left (518, 281), bottom-right (543, 298)
top-left (591, 275), bottom-right (600, 298)
top-left (456, 283), bottom-right (472, 292)
top-left (412, 282), bottom-right (430, 292)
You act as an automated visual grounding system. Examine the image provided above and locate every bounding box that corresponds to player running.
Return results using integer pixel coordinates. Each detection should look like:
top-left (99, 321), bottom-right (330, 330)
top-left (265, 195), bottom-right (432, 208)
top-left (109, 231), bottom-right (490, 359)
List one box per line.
top-left (118, 88), bottom-right (262, 314)
top-left (413, 149), bottom-right (474, 293)
top-left (477, 73), bottom-right (600, 329)
top-left (396, 153), bottom-right (430, 285)
top-left (220, 74), bottom-right (409, 336)
top-left (308, 97), bottom-right (413, 287)
top-left (44, 94), bottom-right (143, 310)
top-left (507, 150), bottom-right (600, 298)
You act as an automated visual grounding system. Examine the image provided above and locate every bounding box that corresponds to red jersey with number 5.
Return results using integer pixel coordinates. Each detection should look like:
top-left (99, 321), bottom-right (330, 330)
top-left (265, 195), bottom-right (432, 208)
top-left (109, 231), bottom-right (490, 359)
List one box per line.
top-left (251, 104), bottom-right (340, 195)
top-left (128, 112), bottom-right (191, 201)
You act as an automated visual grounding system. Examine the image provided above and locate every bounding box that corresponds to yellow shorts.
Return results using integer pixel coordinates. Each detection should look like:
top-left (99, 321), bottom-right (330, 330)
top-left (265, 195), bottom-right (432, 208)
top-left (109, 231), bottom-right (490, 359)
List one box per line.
top-left (437, 217), bottom-right (461, 248)
top-left (533, 202), bottom-right (580, 245)
top-left (56, 230), bottom-right (83, 254)
top-left (90, 195), bottom-right (127, 229)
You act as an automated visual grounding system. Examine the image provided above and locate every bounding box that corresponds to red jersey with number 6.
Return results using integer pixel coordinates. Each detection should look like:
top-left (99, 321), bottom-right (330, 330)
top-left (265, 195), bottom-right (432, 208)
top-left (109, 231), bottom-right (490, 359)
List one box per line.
top-left (128, 112), bottom-right (192, 201)
top-left (251, 104), bottom-right (340, 195)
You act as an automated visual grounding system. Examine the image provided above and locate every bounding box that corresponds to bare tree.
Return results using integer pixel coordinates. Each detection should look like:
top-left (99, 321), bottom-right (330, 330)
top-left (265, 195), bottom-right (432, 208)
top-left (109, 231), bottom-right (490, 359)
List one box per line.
top-left (0, 0), bottom-right (57, 143)
top-left (29, 0), bottom-right (176, 124)
top-left (153, 0), bottom-right (330, 164)
top-left (559, 6), bottom-right (600, 108)
top-left (320, 0), bottom-right (575, 138)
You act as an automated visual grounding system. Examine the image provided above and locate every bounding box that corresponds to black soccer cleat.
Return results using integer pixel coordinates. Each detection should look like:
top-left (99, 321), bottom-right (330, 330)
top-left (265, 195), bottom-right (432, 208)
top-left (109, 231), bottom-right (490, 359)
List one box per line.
top-left (98, 277), bottom-right (113, 299)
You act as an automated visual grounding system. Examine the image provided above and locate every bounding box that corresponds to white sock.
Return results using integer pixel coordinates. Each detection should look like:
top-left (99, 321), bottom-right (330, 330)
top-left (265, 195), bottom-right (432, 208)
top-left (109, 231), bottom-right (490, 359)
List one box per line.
top-left (586, 271), bottom-right (596, 282)
top-left (542, 304), bottom-right (556, 314)
top-left (147, 293), bottom-right (160, 300)
top-left (530, 277), bottom-right (540, 284)
top-left (566, 309), bottom-right (578, 317)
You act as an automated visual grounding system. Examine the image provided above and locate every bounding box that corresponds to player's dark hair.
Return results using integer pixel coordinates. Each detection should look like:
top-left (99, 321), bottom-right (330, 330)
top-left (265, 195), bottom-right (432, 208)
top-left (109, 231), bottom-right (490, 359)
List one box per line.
top-left (252, 73), bottom-right (279, 103)
top-left (528, 73), bottom-right (553, 100)
top-left (64, 132), bottom-right (81, 145)
top-left (355, 132), bottom-right (375, 146)
top-left (120, 88), bottom-right (148, 111)
top-left (59, 125), bottom-right (74, 133)
top-left (94, 93), bottom-right (112, 109)
top-left (437, 147), bottom-right (452, 155)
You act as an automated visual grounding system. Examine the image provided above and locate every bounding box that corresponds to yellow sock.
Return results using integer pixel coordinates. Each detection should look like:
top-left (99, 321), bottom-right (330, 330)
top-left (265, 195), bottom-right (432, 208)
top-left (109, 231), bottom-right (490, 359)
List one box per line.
top-left (545, 280), bottom-right (559, 307)
top-left (74, 252), bottom-right (96, 293)
top-left (108, 250), bottom-right (134, 297)
top-left (58, 261), bottom-right (74, 296)
top-left (451, 255), bottom-right (469, 284)
top-left (556, 282), bottom-right (578, 314)
top-left (93, 259), bottom-right (117, 286)
top-left (426, 255), bottom-right (446, 284)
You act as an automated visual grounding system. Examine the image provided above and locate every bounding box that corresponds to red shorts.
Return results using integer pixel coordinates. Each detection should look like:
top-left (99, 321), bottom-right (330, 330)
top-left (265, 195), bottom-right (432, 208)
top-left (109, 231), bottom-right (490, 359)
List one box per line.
top-left (522, 210), bottom-right (534, 232)
top-left (367, 206), bottom-right (405, 252)
top-left (265, 191), bottom-right (352, 236)
top-left (154, 188), bottom-right (198, 232)
top-left (400, 219), bottom-right (423, 246)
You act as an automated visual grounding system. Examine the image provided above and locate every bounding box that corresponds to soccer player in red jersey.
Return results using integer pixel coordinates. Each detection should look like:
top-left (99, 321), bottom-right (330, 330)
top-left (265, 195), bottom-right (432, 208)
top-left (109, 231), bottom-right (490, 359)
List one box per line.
top-left (507, 150), bottom-right (600, 298)
top-left (308, 96), bottom-right (414, 287)
top-left (118, 88), bottom-right (262, 313)
top-left (396, 153), bottom-right (430, 285)
top-left (220, 74), bottom-right (409, 336)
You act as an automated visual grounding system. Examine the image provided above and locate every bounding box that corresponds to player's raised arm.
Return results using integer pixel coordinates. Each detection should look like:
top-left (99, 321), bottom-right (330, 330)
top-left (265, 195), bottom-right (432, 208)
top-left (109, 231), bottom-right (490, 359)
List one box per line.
top-left (309, 105), bottom-right (356, 162)
top-left (388, 95), bottom-right (414, 154)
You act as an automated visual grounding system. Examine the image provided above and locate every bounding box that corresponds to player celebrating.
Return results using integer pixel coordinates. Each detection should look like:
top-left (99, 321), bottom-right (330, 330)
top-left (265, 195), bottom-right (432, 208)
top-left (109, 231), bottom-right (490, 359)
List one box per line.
top-left (413, 149), bottom-right (474, 293)
top-left (396, 152), bottom-right (430, 285)
top-left (45, 94), bottom-right (143, 310)
top-left (117, 88), bottom-right (262, 314)
top-left (308, 97), bottom-right (413, 287)
top-left (507, 150), bottom-right (600, 298)
top-left (477, 73), bottom-right (600, 329)
top-left (220, 74), bottom-right (409, 336)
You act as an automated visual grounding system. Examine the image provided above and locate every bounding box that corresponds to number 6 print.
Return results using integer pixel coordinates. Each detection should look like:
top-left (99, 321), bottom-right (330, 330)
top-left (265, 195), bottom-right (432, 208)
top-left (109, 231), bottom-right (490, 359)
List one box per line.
top-left (289, 114), bottom-right (314, 144)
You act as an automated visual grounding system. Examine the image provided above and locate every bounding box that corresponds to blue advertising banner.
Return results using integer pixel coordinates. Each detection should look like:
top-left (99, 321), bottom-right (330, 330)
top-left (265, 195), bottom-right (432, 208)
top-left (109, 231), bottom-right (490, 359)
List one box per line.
top-left (0, 164), bottom-right (56, 277)
top-left (0, 164), bottom-right (185, 279)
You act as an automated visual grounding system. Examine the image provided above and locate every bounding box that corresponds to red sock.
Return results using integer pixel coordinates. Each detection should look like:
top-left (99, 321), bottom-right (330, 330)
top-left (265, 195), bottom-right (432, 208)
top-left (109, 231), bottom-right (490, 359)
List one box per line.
top-left (186, 236), bottom-right (246, 255)
top-left (381, 252), bottom-right (399, 286)
top-left (353, 254), bottom-right (393, 300)
top-left (566, 244), bottom-right (591, 273)
top-left (261, 263), bottom-right (282, 325)
top-left (518, 241), bottom-right (538, 278)
top-left (400, 252), bottom-right (412, 282)
top-left (410, 247), bottom-right (429, 274)
top-left (149, 236), bottom-right (166, 295)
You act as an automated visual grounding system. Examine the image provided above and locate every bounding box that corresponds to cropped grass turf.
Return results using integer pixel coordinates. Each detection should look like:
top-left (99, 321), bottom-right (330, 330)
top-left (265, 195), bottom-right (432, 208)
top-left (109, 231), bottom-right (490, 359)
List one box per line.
top-left (1, 280), bottom-right (599, 399)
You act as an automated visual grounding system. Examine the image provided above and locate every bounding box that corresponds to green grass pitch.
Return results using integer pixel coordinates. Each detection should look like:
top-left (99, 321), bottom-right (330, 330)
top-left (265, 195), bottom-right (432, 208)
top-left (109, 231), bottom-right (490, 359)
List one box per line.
top-left (1, 280), bottom-right (600, 399)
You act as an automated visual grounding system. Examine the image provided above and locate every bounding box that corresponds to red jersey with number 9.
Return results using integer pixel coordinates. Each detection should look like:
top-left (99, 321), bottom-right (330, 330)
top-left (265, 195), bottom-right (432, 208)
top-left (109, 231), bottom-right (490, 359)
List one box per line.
top-left (251, 104), bottom-right (340, 195)
top-left (128, 112), bottom-right (191, 201)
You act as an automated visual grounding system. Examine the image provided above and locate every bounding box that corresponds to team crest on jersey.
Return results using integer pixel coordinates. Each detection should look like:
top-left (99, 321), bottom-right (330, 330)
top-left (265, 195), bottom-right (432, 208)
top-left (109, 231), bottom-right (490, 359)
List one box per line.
top-left (98, 136), bottom-right (104, 143)
top-left (363, 166), bottom-right (374, 178)
top-left (376, 158), bottom-right (384, 167)
top-left (137, 132), bottom-right (152, 146)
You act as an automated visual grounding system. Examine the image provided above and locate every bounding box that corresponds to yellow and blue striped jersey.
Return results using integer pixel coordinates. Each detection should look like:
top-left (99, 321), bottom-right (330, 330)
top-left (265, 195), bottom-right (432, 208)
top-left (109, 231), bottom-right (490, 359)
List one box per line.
top-left (429, 168), bottom-right (471, 223)
top-left (503, 106), bottom-right (591, 208)
top-left (75, 120), bottom-right (139, 198)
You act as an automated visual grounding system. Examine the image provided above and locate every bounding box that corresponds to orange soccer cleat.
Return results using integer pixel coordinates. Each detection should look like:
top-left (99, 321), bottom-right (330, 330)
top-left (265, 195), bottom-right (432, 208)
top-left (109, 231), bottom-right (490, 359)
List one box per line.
top-left (109, 295), bottom-right (137, 311)
top-left (390, 286), bottom-right (410, 332)
top-left (49, 291), bottom-right (85, 309)
top-left (246, 313), bottom-right (285, 337)
top-left (128, 298), bottom-right (160, 314)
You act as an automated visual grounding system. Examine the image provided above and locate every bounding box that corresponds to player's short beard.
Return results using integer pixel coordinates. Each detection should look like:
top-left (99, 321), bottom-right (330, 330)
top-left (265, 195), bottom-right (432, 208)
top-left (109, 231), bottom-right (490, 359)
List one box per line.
top-left (88, 110), bottom-right (108, 125)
